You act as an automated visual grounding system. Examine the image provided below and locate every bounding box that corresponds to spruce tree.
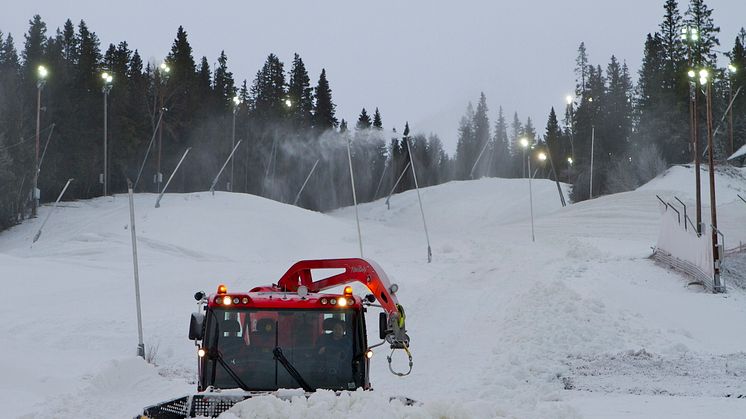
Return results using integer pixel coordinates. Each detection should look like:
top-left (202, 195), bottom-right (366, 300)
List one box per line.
top-left (22, 15), bottom-right (47, 80)
top-left (489, 106), bottom-right (510, 177)
top-left (471, 92), bottom-right (490, 178)
top-left (313, 69), bottom-right (337, 130)
top-left (575, 42), bottom-right (590, 96)
top-left (287, 53), bottom-right (313, 129)
top-left (250, 53), bottom-right (287, 124)
top-left (730, 31), bottom-right (746, 153)
top-left (686, 0), bottom-right (720, 66)
top-left (605, 56), bottom-right (633, 159)
top-left (372, 108), bottom-right (383, 129)
top-left (213, 50), bottom-right (236, 113)
top-left (510, 111), bottom-right (523, 177)
top-left (356, 108), bottom-right (372, 130)
top-left (454, 102), bottom-right (475, 179)
top-left (543, 108), bottom-right (564, 179)
top-left (659, 0), bottom-right (686, 90)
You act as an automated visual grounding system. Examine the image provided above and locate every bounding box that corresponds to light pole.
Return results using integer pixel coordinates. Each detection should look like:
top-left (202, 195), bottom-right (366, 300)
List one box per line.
top-left (101, 71), bottom-right (113, 196)
top-left (728, 64), bottom-right (737, 157)
top-left (520, 139), bottom-right (534, 242)
top-left (156, 62), bottom-right (170, 193)
top-left (697, 67), bottom-right (723, 290)
top-left (589, 125), bottom-right (595, 199)
top-left (565, 95), bottom-right (575, 163)
top-left (566, 157), bottom-right (573, 184)
top-left (32, 65), bottom-right (48, 217)
top-left (519, 137), bottom-right (529, 178)
top-left (230, 95), bottom-right (241, 192)
top-left (682, 26), bottom-right (702, 234)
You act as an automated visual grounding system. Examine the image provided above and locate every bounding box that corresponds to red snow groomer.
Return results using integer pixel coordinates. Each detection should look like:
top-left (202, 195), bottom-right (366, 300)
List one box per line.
top-left (138, 258), bottom-right (412, 418)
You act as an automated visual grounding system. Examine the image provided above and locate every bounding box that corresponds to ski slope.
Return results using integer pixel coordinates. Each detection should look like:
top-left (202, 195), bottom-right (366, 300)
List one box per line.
top-left (2, 166), bottom-right (746, 418)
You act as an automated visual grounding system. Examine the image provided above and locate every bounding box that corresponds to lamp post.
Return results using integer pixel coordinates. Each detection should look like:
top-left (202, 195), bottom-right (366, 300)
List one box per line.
top-left (589, 125), bottom-right (595, 199)
top-left (32, 65), bottom-right (48, 217)
top-left (101, 72), bottom-right (113, 196)
top-left (682, 26), bottom-right (702, 234)
top-left (156, 62), bottom-right (170, 193)
top-left (727, 63), bottom-right (737, 157)
top-left (566, 157), bottom-right (573, 184)
top-left (519, 137), bottom-right (529, 178)
top-left (230, 95), bottom-right (241, 192)
top-left (520, 139), bottom-right (535, 242)
top-left (698, 67), bottom-right (723, 290)
top-left (565, 95), bottom-right (575, 162)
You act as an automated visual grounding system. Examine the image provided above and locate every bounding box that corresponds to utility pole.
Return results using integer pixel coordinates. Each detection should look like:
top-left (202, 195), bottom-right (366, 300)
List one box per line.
top-left (33, 66), bottom-right (48, 217)
top-left (705, 78), bottom-right (721, 290)
top-left (728, 86), bottom-right (734, 158)
top-left (589, 126), bottom-right (595, 199)
top-left (101, 72), bottom-right (113, 196)
top-left (683, 26), bottom-right (702, 234)
top-left (156, 63), bottom-right (170, 193)
top-left (230, 96), bottom-right (241, 192)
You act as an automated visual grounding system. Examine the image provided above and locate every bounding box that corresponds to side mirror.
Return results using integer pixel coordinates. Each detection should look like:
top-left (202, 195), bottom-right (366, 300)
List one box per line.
top-left (189, 312), bottom-right (205, 340)
top-left (379, 312), bottom-right (388, 340)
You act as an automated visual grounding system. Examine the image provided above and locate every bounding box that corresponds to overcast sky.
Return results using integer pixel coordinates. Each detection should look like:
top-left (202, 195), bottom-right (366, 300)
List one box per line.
top-left (3, 0), bottom-right (745, 153)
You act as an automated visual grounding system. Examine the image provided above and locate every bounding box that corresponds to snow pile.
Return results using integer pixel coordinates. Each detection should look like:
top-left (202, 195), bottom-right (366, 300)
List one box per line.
top-left (219, 389), bottom-right (532, 419)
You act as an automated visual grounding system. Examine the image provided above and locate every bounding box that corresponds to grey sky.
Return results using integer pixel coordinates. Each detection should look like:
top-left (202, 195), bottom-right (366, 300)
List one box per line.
top-left (3, 0), bottom-right (745, 153)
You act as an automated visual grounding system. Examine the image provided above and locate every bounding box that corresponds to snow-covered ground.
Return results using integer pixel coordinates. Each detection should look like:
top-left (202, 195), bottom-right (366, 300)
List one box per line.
top-left (2, 166), bottom-right (745, 418)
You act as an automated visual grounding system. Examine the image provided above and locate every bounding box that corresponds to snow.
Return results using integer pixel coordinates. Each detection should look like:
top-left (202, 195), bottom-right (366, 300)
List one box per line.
top-left (2, 166), bottom-right (746, 418)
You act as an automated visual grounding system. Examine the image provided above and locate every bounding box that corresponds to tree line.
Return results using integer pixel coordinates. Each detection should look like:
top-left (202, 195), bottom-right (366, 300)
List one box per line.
top-left (1, 0), bottom-right (744, 232)
top-left (0, 16), bottom-right (457, 231)
top-left (450, 0), bottom-right (745, 202)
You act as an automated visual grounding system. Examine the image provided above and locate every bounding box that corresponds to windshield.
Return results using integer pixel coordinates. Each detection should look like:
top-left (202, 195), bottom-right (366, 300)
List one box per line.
top-left (203, 308), bottom-right (361, 391)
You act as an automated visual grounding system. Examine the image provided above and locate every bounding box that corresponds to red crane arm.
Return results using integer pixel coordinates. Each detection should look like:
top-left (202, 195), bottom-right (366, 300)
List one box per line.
top-left (277, 258), bottom-right (400, 315)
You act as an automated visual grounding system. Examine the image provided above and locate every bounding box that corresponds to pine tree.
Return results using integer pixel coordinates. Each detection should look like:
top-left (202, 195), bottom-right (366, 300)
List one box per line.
top-left (471, 92), bottom-right (490, 178)
top-left (196, 57), bottom-right (212, 111)
top-left (287, 53), bottom-right (313, 130)
top-left (313, 69), bottom-right (337, 130)
top-left (575, 42), bottom-right (590, 96)
top-left (372, 108), bottom-right (383, 129)
top-left (399, 122), bottom-right (413, 191)
top-left (510, 111), bottom-right (523, 177)
top-left (22, 15), bottom-right (47, 79)
top-left (730, 30), bottom-right (746, 154)
top-left (213, 50), bottom-right (236, 112)
top-left (454, 102), bottom-right (475, 179)
top-left (356, 108), bottom-right (372, 130)
top-left (605, 56), bottom-right (633, 159)
top-left (543, 108), bottom-right (565, 179)
top-left (686, 0), bottom-right (720, 66)
top-left (250, 53), bottom-right (287, 124)
top-left (659, 0), bottom-right (686, 90)
top-left (488, 106), bottom-right (510, 177)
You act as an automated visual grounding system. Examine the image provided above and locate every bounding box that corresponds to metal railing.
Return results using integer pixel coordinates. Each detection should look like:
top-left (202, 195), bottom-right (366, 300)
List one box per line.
top-left (653, 195), bottom-right (725, 293)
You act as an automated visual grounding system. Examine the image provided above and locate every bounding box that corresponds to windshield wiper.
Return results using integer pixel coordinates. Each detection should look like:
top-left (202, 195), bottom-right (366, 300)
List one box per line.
top-left (273, 347), bottom-right (314, 392)
top-left (213, 349), bottom-right (251, 391)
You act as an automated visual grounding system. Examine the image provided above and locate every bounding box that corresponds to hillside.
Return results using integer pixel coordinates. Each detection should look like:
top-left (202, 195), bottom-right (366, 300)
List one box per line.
top-left (2, 166), bottom-right (745, 418)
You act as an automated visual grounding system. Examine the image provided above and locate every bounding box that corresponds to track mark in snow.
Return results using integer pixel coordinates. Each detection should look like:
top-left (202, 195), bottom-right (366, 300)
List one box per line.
top-left (137, 236), bottom-right (231, 261)
top-left (561, 349), bottom-right (746, 397)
